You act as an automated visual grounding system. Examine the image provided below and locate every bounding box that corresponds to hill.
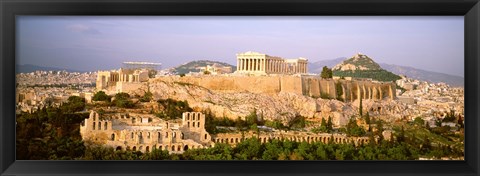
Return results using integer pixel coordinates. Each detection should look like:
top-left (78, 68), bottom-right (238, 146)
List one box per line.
top-left (17, 64), bottom-right (86, 73)
top-left (332, 53), bottom-right (401, 82)
top-left (171, 60), bottom-right (236, 75)
top-left (308, 57), bottom-right (346, 74)
top-left (308, 56), bottom-right (464, 87)
top-left (379, 63), bottom-right (464, 87)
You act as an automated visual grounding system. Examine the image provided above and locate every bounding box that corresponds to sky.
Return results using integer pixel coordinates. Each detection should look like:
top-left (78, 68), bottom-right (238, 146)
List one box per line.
top-left (17, 16), bottom-right (464, 77)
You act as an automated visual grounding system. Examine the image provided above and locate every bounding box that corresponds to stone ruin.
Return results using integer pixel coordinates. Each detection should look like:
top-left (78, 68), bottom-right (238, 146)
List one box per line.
top-left (80, 111), bottom-right (213, 154)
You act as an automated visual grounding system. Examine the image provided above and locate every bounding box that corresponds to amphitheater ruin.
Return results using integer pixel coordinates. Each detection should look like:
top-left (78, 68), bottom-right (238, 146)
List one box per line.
top-left (80, 111), bottom-right (213, 153)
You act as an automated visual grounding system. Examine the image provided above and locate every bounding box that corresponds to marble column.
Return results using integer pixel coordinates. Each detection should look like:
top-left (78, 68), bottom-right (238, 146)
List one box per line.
top-left (257, 59), bottom-right (260, 71)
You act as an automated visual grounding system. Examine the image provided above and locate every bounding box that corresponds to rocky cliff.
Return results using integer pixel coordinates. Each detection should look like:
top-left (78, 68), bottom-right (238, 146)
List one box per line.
top-left (126, 76), bottom-right (406, 127)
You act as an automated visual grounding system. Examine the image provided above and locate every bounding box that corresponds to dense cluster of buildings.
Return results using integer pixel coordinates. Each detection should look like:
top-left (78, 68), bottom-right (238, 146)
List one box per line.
top-left (16, 71), bottom-right (96, 113)
top-left (396, 76), bottom-right (464, 127)
top-left (16, 70), bottom-right (96, 86)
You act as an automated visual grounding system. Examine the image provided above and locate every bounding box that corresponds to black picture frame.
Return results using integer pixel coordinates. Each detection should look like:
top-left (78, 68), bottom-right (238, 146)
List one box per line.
top-left (1, 0), bottom-right (479, 176)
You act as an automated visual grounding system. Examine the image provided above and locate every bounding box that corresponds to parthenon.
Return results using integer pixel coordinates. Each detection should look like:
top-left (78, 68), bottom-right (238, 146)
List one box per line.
top-left (235, 51), bottom-right (308, 75)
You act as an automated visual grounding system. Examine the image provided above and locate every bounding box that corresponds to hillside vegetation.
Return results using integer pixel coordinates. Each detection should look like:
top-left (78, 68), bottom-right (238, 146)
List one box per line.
top-left (332, 53), bottom-right (401, 82)
top-left (171, 60), bottom-right (236, 75)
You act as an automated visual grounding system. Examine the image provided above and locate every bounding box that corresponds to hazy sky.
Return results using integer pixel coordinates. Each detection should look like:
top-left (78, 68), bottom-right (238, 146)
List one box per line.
top-left (17, 16), bottom-right (464, 77)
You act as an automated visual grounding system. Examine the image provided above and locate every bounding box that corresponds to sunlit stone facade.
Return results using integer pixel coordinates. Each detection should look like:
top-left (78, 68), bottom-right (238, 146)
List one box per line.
top-left (235, 51), bottom-right (308, 75)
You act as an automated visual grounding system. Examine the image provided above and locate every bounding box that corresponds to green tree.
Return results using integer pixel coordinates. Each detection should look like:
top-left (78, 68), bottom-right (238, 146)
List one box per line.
top-left (327, 116), bottom-right (333, 132)
top-left (320, 66), bottom-right (333, 79)
top-left (92, 91), bottom-right (110, 102)
top-left (139, 91), bottom-right (153, 102)
top-left (61, 96), bottom-right (86, 113)
top-left (359, 94), bottom-right (363, 117)
top-left (346, 118), bottom-right (366, 137)
top-left (335, 81), bottom-right (344, 101)
top-left (321, 117), bottom-right (327, 129)
top-left (413, 116), bottom-right (425, 126)
top-left (113, 93), bottom-right (135, 108)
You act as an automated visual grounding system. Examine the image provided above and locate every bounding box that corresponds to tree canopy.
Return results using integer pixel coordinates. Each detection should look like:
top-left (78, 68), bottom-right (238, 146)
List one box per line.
top-left (92, 91), bottom-right (110, 102)
top-left (320, 66), bottom-right (333, 79)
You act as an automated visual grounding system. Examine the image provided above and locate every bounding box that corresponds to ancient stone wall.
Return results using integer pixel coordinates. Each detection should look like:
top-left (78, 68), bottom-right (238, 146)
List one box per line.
top-left (80, 111), bottom-right (214, 154)
top-left (212, 131), bottom-right (371, 147)
top-left (151, 75), bottom-right (396, 101)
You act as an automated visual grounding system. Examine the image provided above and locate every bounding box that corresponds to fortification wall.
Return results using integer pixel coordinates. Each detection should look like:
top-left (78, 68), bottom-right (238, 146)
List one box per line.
top-left (151, 75), bottom-right (396, 101)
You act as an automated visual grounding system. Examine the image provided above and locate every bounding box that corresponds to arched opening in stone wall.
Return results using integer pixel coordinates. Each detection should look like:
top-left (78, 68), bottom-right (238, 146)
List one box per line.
top-left (139, 132), bottom-right (144, 144)
top-left (158, 132), bottom-right (161, 142)
top-left (205, 134), bottom-right (208, 140)
top-left (131, 132), bottom-right (134, 139)
top-left (177, 146), bottom-right (181, 151)
top-left (184, 145), bottom-right (188, 151)
top-left (235, 138), bottom-right (239, 143)
top-left (132, 117), bottom-right (136, 124)
top-left (165, 145), bottom-right (169, 151)
top-left (147, 132), bottom-right (151, 139)
top-left (197, 122), bottom-right (200, 127)
top-left (98, 122), bottom-right (102, 130)
top-left (159, 145), bottom-right (163, 150)
top-left (104, 122), bottom-right (107, 130)
top-left (230, 138), bottom-right (234, 143)
top-left (187, 122), bottom-right (190, 128)
top-left (166, 132), bottom-right (168, 138)
top-left (181, 133), bottom-right (184, 139)
top-left (116, 146), bottom-right (122, 151)
top-left (92, 122), bottom-right (96, 130)
top-left (126, 146), bottom-right (131, 151)
top-left (146, 146), bottom-right (150, 152)
top-left (132, 146), bottom-right (137, 151)
top-left (111, 134), bottom-right (115, 141)
top-left (171, 145), bottom-right (175, 151)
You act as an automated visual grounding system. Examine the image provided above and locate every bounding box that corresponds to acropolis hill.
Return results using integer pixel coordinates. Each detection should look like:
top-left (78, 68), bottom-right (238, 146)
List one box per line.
top-left (95, 52), bottom-right (399, 127)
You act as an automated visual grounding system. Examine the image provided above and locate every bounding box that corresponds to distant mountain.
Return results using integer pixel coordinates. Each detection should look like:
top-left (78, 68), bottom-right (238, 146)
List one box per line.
top-left (332, 53), bottom-right (401, 82)
top-left (308, 57), bottom-right (346, 74)
top-left (379, 63), bottom-right (464, 87)
top-left (16, 64), bottom-right (86, 73)
top-left (171, 60), bottom-right (236, 75)
top-left (308, 56), bottom-right (464, 87)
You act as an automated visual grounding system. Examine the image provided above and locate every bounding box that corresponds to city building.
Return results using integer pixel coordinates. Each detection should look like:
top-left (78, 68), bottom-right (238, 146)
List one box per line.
top-left (96, 68), bottom-right (149, 93)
